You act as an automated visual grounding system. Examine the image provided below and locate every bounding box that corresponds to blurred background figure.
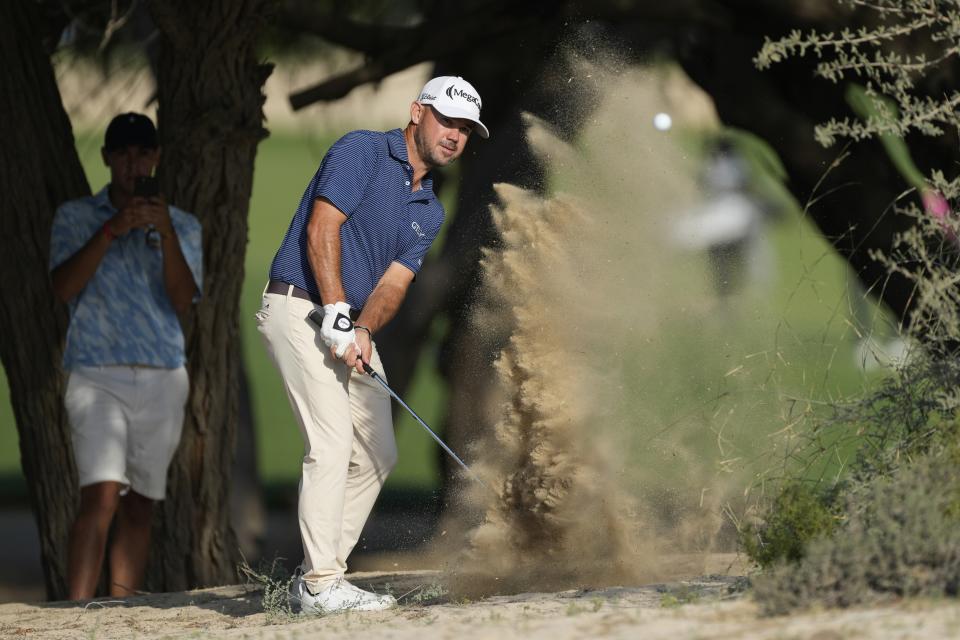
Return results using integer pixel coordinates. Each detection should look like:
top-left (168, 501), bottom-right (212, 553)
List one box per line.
top-left (672, 137), bottom-right (774, 301)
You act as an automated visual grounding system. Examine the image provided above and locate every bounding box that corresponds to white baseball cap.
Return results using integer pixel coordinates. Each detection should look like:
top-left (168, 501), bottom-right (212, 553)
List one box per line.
top-left (416, 76), bottom-right (489, 139)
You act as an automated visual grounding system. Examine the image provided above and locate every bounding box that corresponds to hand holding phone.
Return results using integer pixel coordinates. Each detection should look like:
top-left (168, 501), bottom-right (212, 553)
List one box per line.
top-left (128, 176), bottom-right (169, 245)
top-left (133, 175), bottom-right (160, 198)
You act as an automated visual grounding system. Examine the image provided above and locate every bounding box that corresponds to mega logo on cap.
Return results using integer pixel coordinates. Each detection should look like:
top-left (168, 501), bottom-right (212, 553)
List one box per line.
top-left (445, 85), bottom-right (481, 109)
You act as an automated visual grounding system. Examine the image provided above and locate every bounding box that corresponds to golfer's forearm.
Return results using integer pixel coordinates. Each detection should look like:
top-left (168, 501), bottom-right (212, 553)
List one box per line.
top-left (356, 283), bottom-right (405, 334)
top-left (309, 236), bottom-right (346, 305)
top-left (50, 230), bottom-right (112, 303)
top-left (307, 199), bottom-right (348, 304)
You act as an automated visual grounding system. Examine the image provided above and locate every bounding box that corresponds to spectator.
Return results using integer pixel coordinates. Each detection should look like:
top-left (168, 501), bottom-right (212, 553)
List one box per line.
top-left (50, 113), bottom-right (202, 600)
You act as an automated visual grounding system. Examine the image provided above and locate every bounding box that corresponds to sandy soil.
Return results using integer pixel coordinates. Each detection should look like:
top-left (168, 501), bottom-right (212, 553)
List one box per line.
top-left (3, 560), bottom-right (959, 640)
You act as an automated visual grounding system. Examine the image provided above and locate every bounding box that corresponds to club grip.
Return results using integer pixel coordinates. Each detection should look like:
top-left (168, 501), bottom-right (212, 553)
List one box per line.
top-left (307, 308), bottom-right (376, 375)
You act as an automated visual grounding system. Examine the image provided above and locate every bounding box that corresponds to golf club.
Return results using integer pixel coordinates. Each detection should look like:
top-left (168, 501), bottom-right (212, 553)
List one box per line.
top-left (308, 309), bottom-right (491, 492)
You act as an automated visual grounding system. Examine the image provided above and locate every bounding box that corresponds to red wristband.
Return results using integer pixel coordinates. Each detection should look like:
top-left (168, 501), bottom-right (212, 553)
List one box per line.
top-left (102, 221), bottom-right (115, 241)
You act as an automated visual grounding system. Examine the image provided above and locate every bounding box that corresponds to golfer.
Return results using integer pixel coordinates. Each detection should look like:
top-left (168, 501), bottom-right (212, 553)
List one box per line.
top-left (257, 76), bottom-right (488, 614)
top-left (50, 113), bottom-right (202, 600)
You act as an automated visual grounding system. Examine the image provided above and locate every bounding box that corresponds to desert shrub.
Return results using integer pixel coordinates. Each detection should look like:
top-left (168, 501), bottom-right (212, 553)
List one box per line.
top-left (747, 347), bottom-right (960, 612)
top-left (739, 331), bottom-right (960, 576)
top-left (747, 229), bottom-right (960, 610)
top-left (746, 0), bottom-right (960, 613)
top-left (755, 0), bottom-right (960, 148)
top-left (754, 449), bottom-right (960, 615)
top-left (740, 482), bottom-right (840, 569)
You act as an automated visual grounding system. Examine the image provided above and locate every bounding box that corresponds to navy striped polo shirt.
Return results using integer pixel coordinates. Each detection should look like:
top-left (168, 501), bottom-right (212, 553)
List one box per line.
top-left (268, 129), bottom-right (444, 310)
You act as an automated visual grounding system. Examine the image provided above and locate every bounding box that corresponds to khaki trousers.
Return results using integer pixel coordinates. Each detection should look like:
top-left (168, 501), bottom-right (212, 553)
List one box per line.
top-left (256, 288), bottom-right (397, 587)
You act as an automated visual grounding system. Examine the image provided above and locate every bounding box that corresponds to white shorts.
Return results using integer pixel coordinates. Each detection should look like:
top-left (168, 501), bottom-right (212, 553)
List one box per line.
top-left (65, 365), bottom-right (189, 501)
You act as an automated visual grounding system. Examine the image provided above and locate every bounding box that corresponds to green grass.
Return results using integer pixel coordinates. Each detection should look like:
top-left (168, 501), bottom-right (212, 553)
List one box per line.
top-left (609, 213), bottom-right (891, 496)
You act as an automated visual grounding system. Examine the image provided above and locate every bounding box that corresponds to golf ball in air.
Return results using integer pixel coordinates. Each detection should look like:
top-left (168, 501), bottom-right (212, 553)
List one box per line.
top-left (653, 112), bottom-right (672, 131)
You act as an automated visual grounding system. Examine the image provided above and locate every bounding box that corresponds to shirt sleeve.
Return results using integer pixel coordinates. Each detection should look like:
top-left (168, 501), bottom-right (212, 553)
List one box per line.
top-left (310, 131), bottom-right (381, 217)
top-left (49, 200), bottom-right (95, 271)
top-left (171, 209), bottom-right (203, 297)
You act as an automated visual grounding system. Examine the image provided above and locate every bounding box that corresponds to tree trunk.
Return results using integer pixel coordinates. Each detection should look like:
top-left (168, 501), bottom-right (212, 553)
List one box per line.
top-left (147, 0), bottom-right (272, 591)
top-left (0, 2), bottom-right (90, 600)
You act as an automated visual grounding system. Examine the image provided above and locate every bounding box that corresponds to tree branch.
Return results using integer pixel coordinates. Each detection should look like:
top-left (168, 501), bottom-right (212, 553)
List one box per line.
top-left (290, 58), bottom-right (400, 108)
top-left (283, 0), bottom-right (834, 111)
top-left (277, 1), bottom-right (419, 56)
top-left (288, 8), bottom-right (544, 110)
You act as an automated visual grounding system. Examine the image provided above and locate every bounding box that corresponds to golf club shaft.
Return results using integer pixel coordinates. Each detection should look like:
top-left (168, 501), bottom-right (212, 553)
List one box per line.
top-left (360, 361), bottom-right (487, 487)
top-left (306, 309), bottom-right (489, 490)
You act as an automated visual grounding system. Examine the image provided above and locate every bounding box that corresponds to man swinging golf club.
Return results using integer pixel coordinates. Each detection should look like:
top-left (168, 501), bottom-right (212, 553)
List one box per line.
top-left (256, 76), bottom-right (489, 615)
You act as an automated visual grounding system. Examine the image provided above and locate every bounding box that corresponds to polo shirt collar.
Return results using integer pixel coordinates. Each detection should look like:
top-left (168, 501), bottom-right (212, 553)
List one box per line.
top-left (386, 128), bottom-right (435, 196)
top-left (386, 128), bottom-right (409, 163)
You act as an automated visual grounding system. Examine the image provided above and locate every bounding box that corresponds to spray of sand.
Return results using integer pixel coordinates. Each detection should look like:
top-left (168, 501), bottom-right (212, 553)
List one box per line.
top-left (442, 61), bottom-right (764, 595)
top-left (455, 184), bottom-right (650, 593)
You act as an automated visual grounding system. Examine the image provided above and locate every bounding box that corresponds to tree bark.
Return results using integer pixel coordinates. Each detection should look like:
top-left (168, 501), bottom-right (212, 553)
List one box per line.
top-left (147, 0), bottom-right (272, 591)
top-left (0, 2), bottom-right (90, 600)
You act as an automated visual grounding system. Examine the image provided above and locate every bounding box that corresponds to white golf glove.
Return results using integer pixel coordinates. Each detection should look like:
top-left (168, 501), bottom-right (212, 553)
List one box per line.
top-left (320, 301), bottom-right (357, 358)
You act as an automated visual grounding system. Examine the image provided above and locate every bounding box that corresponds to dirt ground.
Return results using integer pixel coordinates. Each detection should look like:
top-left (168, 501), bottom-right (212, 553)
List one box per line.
top-left (4, 556), bottom-right (960, 639)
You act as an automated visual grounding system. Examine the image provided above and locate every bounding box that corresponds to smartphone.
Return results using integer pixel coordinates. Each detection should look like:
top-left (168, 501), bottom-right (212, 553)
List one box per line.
top-left (133, 175), bottom-right (159, 198)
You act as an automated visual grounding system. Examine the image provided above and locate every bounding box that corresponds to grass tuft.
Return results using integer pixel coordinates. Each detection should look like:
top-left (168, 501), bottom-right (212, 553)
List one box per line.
top-left (238, 557), bottom-right (297, 621)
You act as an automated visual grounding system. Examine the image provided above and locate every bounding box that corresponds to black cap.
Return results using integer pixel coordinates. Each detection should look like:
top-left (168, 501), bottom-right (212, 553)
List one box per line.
top-left (104, 112), bottom-right (158, 151)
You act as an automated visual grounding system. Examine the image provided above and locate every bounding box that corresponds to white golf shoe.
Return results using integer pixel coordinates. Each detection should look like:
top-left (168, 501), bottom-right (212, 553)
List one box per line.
top-left (292, 575), bottom-right (397, 615)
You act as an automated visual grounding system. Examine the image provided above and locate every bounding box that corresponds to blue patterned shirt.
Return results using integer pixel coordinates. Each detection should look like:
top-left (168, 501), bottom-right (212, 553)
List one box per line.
top-left (268, 129), bottom-right (445, 310)
top-left (49, 186), bottom-right (203, 370)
